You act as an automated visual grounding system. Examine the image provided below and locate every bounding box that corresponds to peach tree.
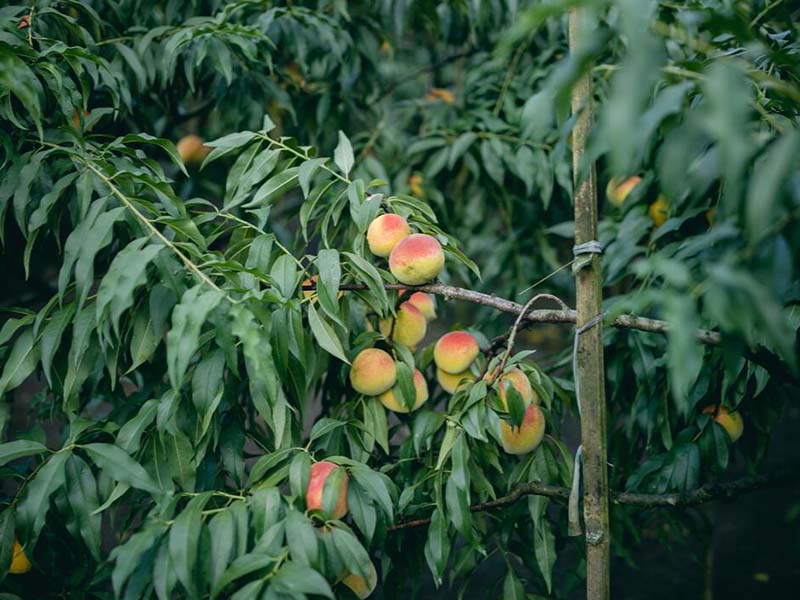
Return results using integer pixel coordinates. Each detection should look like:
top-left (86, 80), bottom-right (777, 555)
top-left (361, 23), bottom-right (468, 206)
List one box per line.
top-left (1, 1), bottom-right (799, 599)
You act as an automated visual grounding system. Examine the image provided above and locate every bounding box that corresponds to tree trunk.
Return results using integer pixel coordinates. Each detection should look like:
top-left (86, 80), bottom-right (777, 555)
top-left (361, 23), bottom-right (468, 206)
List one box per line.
top-left (568, 8), bottom-right (611, 600)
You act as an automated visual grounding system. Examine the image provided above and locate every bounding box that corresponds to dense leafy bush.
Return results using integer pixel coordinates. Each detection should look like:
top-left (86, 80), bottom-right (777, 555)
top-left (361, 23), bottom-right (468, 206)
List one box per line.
top-left (0, 1), bottom-right (798, 598)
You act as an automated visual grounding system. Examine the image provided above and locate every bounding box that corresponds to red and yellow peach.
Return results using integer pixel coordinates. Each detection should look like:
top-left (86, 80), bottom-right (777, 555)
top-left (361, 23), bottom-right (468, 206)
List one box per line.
top-left (434, 331), bottom-right (479, 374)
top-left (366, 214), bottom-right (411, 257)
top-left (350, 349), bottom-right (396, 396)
top-left (305, 461), bottom-right (349, 519)
top-left (499, 404), bottom-right (545, 455)
top-left (388, 234), bottom-right (445, 285)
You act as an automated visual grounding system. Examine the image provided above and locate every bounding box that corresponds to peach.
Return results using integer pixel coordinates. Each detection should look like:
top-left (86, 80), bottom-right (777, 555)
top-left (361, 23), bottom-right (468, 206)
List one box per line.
top-left (305, 461), bottom-right (348, 519)
top-left (350, 349), bottom-right (397, 396)
top-left (176, 134), bottom-right (210, 164)
top-left (434, 331), bottom-right (479, 374)
top-left (367, 214), bottom-right (411, 257)
top-left (648, 194), bottom-right (669, 227)
top-left (379, 302), bottom-right (426, 349)
top-left (388, 234), bottom-right (445, 285)
top-left (407, 292), bottom-right (436, 321)
top-left (341, 561), bottom-right (378, 599)
top-left (379, 369), bottom-right (429, 413)
top-left (9, 538), bottom-right (32, 574)
top-left (487, 367), bottom-right (534, 410)
top-left (499, 404), bottom-right (545, 455)
top-left (606, 176), bottom-right (642, 207)
top-left (703, 405), bottom-right (744, 443)
top-left (436, 367), bottom-right (475, 394)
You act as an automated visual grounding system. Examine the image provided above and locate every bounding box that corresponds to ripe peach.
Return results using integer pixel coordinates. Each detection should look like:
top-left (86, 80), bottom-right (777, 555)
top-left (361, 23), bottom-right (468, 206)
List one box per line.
top-left (379, 302), bottom-right (426, 349)
top-left (436, 367), bottom-right (475, 394)
top-left (350, 349), bottom-right (396, 396)
top-left (487, 367), bottom-right (534, 410)
top-left (407, 292), bottom-right (436, 321)
top-left (606, 176), bottom-right (642, 207)
top-left (176, 134), bottom-right (210, 164)
top-left (499, 404), bottom-right (545, 455)
top-left (9, 538), bottom-right (32, 574)
top-left (388, 234), bottom-right (445, 285)
top-left (341, 561), bottom-right (378, 599)
top-left (648, 194), bottom-right (669, 227)
top-left (703, 405), bottom-right (744, 443)
top-left (379, 369), bottom-right (429, 413)
top-left (305, 461), bottom-right (349, 519)
top-left (367, 214), bottom-right (411, 257)
top-left (433, 331), bottom-right (479, 374)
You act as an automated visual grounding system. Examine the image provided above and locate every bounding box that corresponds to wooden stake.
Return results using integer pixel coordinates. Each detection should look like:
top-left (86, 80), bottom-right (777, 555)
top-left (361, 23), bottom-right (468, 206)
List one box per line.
top-left (568, 8), bottom-right (611, 600)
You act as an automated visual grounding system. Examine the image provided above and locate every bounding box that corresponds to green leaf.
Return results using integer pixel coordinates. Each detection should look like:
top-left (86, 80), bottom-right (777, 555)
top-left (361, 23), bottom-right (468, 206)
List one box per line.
top-left (96, 238), bottom-right (162, 338)
top-left (349, 465), bottom-right (394, 522)
top-left (534, 518), bottom-right (556, 593)
top-left (299, 158), bottom-right (327, 198)
top-left (82, 443), bottom-right (162, 495)
top-left (0, 440), bottom-right (48, 468)
top-left (166, 285), bottom-right (223, 390)
top-left (271, 562), bottom-right (334, 599)
top-left (503, 567), bottom-right (525, 600)
top-left (39, 304), bottom-right (74, 387)
top-left (208, 509), bottom-right (236, 592)
top-left (0, 510), bottom-right (16, 583)
top-left (316, 248), bottom-right (342, 326)
top-left (423, 508), bottom-right (450, 587)
top-left (334, 131), bottom-right (354, 177)
top-left (169, 494), bottom-right (209, 598)
top-left (0, 329), bottom-right (40, 399)
top-left (244, 167), bottom-right (299, 208)
top-left (306, 302), bottom-right (350, 364)
top-left (110, 524), bottom-right (165, 597)
top-left (212, 553), bottom-right (272, 598)
top-left (330, 526), bottom-right (371, 580)
top-left (285, 509), bottom-right (318, 567)
top-left (17, 450), bottom-right (69, 545)
top-left (65, 455), bottom-right (102, 560)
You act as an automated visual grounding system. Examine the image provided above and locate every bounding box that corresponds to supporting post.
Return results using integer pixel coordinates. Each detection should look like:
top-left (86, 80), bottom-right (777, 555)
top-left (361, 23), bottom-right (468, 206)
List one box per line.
top-left (568, 9), bottom-right (611, 600)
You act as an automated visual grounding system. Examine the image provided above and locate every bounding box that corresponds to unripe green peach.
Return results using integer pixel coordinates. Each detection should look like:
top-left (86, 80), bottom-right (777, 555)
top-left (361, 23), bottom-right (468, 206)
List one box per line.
top-left (703, 405), bottom-right (744, 443)
top-left (379, 302), bottom-right (427, 349)
top-left (350, 349), bottom-right (396, 396)
top-left (436, 367), bottom-right (475, 394)
top-left (341, 561), bottom-right (378, 599)
top-left (486, 367), bottom-right (534, 410)
top-left (388, 234), bottom-right (445, 285)
top-left (433, 331), bottom-right (479, 374)
top-left (407, 292), bottom-right (436, 321)
top-left (379, 369), bottom-right (429, 413)
top-left (305, 461), bottom-right (348, 519)
top-left (606, 176), bottom-right (641, 207)
top-left (366, 214), bottom-right (411, 257)
top-left (499, 404), bottom-right (545, 455)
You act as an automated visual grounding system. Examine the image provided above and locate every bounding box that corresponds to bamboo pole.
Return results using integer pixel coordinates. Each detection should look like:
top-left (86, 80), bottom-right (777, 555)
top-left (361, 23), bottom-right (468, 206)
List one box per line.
top-left (568, 8), bottom-right (611, 600)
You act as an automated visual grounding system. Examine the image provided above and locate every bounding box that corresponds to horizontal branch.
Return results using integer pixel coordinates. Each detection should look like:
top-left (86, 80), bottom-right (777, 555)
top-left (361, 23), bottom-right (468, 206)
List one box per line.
top-left (325, 283), bottom-right (797, 384)
top-left (386, 468), bottom-right (799, 531)
top-left (333, 283), bottom-right (722, 345)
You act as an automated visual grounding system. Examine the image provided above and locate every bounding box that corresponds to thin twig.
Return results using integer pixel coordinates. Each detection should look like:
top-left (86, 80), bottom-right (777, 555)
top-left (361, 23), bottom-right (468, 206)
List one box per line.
top-left (387, 468), bottom-right (800, 531)
top-left (488, 293), bottom-right (567, 386)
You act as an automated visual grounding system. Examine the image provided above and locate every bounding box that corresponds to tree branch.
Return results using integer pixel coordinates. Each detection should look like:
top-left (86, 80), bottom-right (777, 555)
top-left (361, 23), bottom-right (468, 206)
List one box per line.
top-left (310, 283), bottom-right (796, 384)
top-left (329, 283), bottom-right (722, 345)
top-left (386, 468), bottom-right (800, 531)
